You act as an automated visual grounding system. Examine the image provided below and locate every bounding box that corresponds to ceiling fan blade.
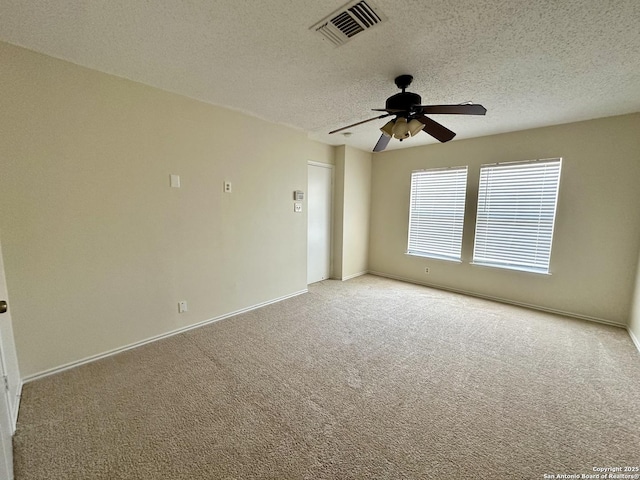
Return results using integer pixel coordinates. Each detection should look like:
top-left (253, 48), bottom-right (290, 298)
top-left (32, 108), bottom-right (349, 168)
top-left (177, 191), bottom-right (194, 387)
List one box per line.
top-left (417, 115), bottom-right (456, 143)
top-left (372, 108), bottom-right (405, 113)
top-left (373, 134), bottom-right (391, 152)
top-left (329, 114), bottom-right (392, 134)
top-left (419, 104), bottom-right (487, 115)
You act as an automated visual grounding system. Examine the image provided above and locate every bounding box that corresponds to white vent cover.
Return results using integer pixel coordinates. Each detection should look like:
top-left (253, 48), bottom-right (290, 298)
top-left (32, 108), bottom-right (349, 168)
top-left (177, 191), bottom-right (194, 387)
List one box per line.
top-left (311, 0), bottom-right (386, 47)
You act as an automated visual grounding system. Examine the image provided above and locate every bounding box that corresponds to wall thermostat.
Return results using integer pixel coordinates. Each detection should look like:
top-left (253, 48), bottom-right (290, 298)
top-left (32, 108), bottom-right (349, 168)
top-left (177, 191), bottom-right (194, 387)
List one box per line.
top-left (294, 190), bottom-right (304, 201)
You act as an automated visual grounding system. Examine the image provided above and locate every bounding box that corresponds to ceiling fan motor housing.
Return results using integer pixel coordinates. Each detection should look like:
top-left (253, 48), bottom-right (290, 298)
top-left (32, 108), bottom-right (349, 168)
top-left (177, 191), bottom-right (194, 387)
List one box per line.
top-left (385, 92), bottom-right (422, 112)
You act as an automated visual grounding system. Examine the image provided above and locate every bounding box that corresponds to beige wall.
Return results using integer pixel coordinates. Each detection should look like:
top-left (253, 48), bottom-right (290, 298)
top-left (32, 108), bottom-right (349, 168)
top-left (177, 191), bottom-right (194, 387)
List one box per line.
top-left (332, 146), bottom-right (372, 280)
top-left (369, 114), bottom-right (640, 325)
top-left (2, 40), bottom-right (637, 378)
top-left (0, 42), bottom-right (334, 377)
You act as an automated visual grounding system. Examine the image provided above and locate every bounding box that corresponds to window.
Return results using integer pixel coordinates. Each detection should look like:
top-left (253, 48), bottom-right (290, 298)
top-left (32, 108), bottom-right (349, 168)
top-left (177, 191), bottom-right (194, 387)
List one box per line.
top-left (473, 158), bottom-right (562, 274)
top-left (407, 166), bottom-right (468, 261)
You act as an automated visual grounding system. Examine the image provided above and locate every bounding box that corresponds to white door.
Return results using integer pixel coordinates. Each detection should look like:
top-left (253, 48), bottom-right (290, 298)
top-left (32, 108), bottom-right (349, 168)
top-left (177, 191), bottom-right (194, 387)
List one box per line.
top-left (307, 162), bottom-right (333, 284)
top-left (0, 238), bottom-right (21, 480)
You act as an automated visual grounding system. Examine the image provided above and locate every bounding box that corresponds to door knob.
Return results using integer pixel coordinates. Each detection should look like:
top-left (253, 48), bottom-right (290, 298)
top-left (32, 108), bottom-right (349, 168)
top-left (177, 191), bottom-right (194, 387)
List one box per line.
top-left (0, 301), bottom-right (7, 314)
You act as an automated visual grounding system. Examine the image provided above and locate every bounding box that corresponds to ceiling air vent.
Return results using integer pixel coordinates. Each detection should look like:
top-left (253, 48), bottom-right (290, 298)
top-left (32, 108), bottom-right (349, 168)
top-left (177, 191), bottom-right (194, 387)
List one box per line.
top-left (311, 0), bottom-right (386, 47)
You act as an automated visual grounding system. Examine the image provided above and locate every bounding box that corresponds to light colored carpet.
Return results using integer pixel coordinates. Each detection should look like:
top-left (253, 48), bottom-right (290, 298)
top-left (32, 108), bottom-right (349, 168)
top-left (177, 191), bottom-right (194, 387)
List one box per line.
top-left (14, 275), bottom-right (640, 479)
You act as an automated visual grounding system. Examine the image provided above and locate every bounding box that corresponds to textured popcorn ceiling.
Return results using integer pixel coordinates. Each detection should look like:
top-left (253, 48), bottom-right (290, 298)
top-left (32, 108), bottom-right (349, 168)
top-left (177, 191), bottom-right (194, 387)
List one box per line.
top-left (1, 0), bottom-right (639, 152)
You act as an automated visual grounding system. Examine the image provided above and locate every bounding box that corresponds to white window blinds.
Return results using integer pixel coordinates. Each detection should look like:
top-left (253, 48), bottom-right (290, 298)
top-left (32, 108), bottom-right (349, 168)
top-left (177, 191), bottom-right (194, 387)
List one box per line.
top-left (473, 158), bottom-right (562, 274)
top-left (407, 167), bottom-right (468, 261)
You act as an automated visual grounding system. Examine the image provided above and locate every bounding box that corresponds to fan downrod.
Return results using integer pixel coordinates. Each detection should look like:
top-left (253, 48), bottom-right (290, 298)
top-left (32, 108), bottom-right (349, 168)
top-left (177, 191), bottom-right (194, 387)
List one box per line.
top-left (394, 74), bottom-right (413, 92)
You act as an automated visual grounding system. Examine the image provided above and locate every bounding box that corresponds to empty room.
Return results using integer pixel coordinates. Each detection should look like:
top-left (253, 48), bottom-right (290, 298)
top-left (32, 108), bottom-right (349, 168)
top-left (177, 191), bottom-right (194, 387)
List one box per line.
top-left (0, 1), bottom-right (639, 479)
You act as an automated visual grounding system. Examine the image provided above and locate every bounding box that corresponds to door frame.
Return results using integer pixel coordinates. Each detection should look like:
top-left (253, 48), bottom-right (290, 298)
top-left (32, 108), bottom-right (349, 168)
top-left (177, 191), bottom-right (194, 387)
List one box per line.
top-left (0, 237), bottom-right (20, 480)
top-left (307, 161), bottom-right (334, 284)
top-left (0, 238), bottom-right (22, 433)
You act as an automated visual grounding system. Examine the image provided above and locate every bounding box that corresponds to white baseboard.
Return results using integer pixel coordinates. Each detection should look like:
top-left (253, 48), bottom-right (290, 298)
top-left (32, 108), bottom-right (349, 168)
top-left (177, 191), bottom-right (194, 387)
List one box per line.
top-left (21, 275), bottom-right (638, 385)
top-left (628, 327), bottom-right (640, 353)
top-left (340, 271), bottom-right (368, 281)
top-left (23, 289), bottom-right (308, 384)
top-left (368, 271), bottom-right (627, 329)
top-left (11, 381), bottom-right (22, 434)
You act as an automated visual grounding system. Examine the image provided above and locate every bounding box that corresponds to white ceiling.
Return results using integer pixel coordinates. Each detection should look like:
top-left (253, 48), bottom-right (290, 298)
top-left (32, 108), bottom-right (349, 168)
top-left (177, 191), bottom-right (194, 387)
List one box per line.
top-left (1, 0), bottom-right (639, 152)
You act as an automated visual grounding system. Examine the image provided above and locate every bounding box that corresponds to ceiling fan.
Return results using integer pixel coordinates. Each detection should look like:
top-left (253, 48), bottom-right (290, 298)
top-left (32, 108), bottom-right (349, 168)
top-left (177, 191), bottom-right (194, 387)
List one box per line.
top-left (329, 74), bottom-right (487, 152)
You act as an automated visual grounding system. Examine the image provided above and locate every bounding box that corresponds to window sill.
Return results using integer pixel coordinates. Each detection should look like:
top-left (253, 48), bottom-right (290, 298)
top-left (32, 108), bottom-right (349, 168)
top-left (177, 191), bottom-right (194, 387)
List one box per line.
top-left (470, 262), bottom-right (552, 275)
top-left (405, 252), bottom-right (462, 263)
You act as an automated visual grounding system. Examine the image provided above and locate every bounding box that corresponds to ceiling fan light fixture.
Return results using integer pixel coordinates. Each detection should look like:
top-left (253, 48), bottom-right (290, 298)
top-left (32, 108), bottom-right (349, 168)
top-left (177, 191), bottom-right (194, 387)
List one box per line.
top-left (380, 120), bottom-right (395, 137)
top-left (408, 118), bottom-right (424, 136)
top-left (328, 74), bottom-right (487, 152)
top-left (392, 117), bottom-right (410, 139)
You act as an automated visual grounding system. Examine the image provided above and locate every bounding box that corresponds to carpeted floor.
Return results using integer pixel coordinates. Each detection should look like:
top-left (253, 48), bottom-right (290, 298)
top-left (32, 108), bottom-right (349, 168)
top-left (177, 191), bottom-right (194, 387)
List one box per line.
top-left (13, 275), bottom-right (640, 479)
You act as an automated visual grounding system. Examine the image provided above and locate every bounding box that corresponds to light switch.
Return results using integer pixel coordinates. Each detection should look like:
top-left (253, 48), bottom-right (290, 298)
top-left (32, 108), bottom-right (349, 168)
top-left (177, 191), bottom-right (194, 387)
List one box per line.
top-left (170, 174), bottom-right (181, 188)
top-left (178, 301), bottom-right (188, 313)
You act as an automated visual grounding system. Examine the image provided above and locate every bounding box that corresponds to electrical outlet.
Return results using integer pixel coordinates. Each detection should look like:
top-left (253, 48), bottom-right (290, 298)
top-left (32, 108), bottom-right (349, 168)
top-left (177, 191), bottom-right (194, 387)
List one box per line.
top-left (178, 301), bottom-right (188, 313)
top-left (424, 267), bottom-right (430, 274)
top-left (223, 181), bottom-right (232, 193)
